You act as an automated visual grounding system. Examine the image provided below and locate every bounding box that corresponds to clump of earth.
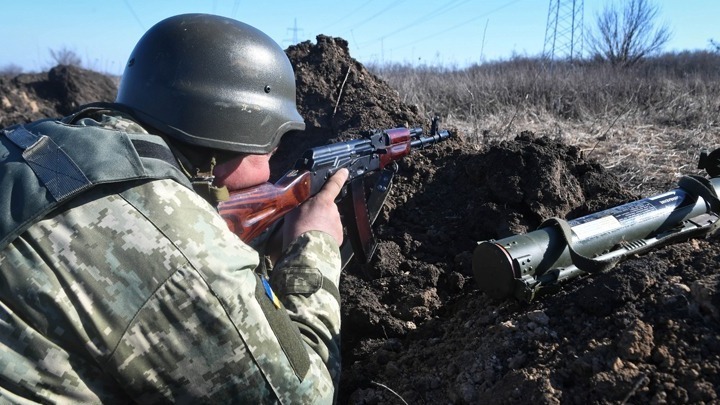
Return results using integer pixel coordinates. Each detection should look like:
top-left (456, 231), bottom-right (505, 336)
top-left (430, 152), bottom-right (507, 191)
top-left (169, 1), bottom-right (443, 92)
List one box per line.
top-left (2, 35), bottom-right (718, 404)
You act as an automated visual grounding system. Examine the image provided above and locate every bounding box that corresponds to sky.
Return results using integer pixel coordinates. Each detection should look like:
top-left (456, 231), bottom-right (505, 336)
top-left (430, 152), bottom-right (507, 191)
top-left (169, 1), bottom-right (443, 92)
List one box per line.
top-left (2, 0), bottom-right (719, 75)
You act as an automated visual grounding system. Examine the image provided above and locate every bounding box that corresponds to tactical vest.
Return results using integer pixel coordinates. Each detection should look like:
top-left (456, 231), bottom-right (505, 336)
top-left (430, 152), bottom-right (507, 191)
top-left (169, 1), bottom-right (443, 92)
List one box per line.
top-left (0, 118), bottom-right (192, 251)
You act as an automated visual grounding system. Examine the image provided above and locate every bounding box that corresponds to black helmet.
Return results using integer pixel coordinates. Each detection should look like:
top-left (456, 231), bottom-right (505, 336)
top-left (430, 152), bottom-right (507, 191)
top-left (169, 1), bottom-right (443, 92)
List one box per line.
top-left (116, 14), bottom-right (305, 154)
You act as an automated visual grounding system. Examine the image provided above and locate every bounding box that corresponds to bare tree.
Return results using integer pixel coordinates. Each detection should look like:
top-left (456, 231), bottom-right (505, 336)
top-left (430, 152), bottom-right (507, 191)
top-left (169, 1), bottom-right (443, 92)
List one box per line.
top-left (711, 39), bottom-right (720, 53)
top-left (49, 47), bottom-right (82, 67)
top-left (587, 0), bottom-right (671, 67)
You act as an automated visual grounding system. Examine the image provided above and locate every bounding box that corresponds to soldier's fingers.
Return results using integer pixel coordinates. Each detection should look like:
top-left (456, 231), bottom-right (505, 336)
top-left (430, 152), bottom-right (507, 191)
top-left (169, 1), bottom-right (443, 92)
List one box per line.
top-left (318, 168), bottom-right (349, 201)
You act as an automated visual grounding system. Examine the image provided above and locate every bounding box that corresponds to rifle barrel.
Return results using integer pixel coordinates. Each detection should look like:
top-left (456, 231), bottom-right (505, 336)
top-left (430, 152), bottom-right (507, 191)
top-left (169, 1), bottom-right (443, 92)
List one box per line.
top-left (410, 129), bottom-right (451, 149)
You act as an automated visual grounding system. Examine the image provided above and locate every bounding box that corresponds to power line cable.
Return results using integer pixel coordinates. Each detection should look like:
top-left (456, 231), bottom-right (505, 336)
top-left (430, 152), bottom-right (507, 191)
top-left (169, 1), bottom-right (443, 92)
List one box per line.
top-left (320, 0), bottom-right (377, 32)
top-left (358, 0), bottom-right (473, 47)
top-left (349, 0), bottom-right (407, 29)
top-left (231, 0), bottom-right (241, 19)
top-left (388, 0), bottom-right (524, 52)
top-left (122, 0), bottom-right (145, 31)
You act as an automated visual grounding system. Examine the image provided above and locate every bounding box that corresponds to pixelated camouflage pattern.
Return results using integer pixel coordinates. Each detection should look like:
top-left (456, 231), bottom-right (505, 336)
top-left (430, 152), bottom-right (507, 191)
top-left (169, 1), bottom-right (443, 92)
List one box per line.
top-left (68, 109), bottom-right (149, 133)
top-left (0, 114), bottom-right (342, 403)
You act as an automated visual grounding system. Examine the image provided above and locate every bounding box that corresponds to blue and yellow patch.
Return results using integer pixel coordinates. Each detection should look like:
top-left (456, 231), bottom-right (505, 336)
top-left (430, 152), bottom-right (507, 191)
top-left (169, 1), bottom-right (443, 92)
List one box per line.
top-left (261, 277), bottom-right (282, 309)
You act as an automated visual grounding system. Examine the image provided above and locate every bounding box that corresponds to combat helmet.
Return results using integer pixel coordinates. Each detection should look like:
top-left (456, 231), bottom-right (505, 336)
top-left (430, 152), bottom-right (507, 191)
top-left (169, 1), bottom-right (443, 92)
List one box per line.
top-left (116, 13), bottom-right (305, 154)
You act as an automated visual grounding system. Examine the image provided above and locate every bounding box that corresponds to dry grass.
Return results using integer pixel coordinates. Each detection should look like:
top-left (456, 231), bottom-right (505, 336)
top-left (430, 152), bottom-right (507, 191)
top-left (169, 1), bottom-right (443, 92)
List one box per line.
top-left (370, 51), bottom-right (720, 194)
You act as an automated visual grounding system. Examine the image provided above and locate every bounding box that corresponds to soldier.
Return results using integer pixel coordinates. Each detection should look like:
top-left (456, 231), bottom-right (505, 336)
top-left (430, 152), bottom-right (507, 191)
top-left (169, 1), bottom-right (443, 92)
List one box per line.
top-left (0, 14), bottom-right (346, 403)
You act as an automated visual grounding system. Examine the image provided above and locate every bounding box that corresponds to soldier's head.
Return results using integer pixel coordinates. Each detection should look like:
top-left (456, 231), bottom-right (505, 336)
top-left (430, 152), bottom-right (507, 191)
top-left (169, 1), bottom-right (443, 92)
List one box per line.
top-left (115, 13), bottom-right (305, 159)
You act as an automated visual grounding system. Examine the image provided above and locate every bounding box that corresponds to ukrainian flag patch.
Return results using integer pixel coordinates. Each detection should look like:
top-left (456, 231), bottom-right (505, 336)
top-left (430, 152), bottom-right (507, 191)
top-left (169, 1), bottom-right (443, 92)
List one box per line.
top-left (261, 277), bottom-right (282, 309)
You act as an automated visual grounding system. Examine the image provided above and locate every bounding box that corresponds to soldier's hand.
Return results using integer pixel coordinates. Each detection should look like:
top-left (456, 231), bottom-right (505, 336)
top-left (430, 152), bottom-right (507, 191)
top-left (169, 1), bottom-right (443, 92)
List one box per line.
top-left (283, 168), bottom-right (349, 248)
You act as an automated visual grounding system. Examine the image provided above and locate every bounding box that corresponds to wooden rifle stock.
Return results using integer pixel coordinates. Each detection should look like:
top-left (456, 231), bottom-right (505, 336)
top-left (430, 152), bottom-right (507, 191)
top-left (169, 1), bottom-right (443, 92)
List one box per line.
top-left (218, 170), bottom-right (315, 242)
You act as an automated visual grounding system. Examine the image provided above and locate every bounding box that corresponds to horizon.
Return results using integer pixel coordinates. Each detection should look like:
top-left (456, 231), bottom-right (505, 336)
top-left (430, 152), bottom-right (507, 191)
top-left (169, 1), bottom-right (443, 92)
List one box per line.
top-left (2, 1), bottom-right (719, 75)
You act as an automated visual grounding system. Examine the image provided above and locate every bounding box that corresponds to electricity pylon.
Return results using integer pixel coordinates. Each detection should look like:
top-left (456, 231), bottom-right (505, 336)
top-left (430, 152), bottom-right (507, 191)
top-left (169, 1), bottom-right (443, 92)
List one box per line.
top-left (543, 0), bottom-right (584, 61)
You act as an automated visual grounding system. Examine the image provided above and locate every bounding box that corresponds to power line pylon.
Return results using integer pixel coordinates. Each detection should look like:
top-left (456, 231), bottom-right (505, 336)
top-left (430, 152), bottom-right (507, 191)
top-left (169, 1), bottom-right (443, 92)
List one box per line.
top-left (284, 18), bottom-right (304, 45)
top-left (543, 0), bottom-right (584, 61)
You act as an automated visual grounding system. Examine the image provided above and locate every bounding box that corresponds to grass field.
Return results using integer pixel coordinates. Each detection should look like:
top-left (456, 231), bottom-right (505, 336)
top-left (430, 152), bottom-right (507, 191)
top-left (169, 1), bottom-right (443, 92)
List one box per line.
top-left (370, 51), bottom-right (720, 195)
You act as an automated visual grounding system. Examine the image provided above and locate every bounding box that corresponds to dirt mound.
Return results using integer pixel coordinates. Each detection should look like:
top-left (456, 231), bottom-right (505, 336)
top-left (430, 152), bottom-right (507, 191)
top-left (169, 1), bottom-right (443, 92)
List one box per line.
top-left (0, 65), bottom-right (117, 127)
top-left (271, 35), bottom-right (427, 178)
top-left (335, 133), bottom-right (633, 343)
top-left (1, 38), bottom-right (718, 404)
top-left (287, 35), bottom-right (424, 132)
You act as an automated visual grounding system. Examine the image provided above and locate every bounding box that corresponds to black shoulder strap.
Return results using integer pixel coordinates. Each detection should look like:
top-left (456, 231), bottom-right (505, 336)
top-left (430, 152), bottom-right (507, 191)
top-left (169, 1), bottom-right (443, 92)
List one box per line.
top-left (5, 126), bottom-right (92, 201)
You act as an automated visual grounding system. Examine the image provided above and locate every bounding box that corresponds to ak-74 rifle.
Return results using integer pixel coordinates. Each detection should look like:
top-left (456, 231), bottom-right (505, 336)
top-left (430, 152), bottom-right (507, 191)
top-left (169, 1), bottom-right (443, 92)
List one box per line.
top-left (219, 117), bottom-right (452, 267)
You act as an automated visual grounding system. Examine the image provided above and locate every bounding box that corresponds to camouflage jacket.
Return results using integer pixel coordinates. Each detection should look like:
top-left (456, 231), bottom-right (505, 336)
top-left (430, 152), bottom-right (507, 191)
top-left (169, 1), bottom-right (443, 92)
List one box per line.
top-left (0, 111), bottom-right (341, 404)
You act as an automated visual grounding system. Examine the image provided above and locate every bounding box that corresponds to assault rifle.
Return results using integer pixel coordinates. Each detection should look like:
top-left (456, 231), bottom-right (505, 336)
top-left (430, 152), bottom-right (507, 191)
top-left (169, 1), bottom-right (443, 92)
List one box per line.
top-left (219, 118), bottom-right (452, 267)
top-left (473, 148), bottom-right (720, 302)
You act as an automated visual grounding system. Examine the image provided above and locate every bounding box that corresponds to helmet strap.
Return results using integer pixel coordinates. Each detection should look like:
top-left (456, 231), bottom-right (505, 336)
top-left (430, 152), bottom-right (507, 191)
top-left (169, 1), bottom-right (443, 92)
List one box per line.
top-left (190, 156), bottom-right (230, 204)
top-left (163, 139), bottom-right (231, 205)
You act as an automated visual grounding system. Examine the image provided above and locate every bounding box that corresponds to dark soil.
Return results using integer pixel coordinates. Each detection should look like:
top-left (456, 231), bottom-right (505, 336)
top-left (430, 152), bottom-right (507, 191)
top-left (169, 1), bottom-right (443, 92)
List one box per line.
top-left (0, 64), bottom-right (117, 127)
top-left (2, 36), bottom-right (718, 404)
